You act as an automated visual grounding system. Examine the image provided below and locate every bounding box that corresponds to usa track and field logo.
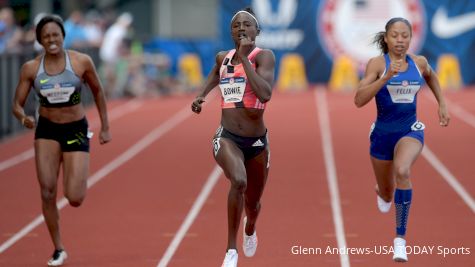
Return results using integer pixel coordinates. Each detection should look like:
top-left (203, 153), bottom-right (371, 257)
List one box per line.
top-left (318, 0), bottom-right (425, 71)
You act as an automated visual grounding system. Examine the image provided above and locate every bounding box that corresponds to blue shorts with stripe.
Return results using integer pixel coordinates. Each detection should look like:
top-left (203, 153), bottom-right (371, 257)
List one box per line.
top-left (369, 121), bottom-right (424, 161)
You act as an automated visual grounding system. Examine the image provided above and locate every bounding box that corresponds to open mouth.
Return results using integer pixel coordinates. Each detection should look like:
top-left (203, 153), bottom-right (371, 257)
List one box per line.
top-left (395, 46), bottom-right (405, 51)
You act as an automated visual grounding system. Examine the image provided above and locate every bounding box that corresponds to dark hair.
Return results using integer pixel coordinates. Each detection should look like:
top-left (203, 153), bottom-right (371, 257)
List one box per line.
top-left (35, 14), bottom-right (65, 43)
top-left (231, 7), bottom-right (260, 30)
top-left (373, 17), bottom-right (412, 54)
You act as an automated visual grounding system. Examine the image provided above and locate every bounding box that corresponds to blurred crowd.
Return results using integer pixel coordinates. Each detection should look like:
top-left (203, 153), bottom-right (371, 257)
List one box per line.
top-left (0, 7), bottom-right (188, 99)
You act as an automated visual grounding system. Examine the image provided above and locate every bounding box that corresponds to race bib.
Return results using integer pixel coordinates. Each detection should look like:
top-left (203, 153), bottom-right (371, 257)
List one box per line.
top-left (387, 81), bottom-right (420, 103)
top-left (40, 83), bottom-right (75, 103)
top-left (219, 77), bottom-right (246, 103)
top-left (411, 121), bottom-right (425, 131)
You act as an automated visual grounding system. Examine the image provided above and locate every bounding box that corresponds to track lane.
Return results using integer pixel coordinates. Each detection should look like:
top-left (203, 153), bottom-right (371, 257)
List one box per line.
top-left (0, 96), bottom-right (202, 266)
top-left (167, 90), bottom-right (340, 266)
top-left (419, 90), bottom-right (475, 198)
top-left (0, 100), bottom-right (134, 244)
top-left (326, 91), bottom-right (474, 266)
top-left (1, 89), bottom-right (473, 266)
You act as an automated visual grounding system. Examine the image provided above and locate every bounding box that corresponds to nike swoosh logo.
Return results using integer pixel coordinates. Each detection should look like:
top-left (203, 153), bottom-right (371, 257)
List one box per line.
top-left (40, 79), bottom-right (49, 84)
top-left (67, 139), bottom-right (79, 145)
top-left (431, 7), bottom-right (475, 38)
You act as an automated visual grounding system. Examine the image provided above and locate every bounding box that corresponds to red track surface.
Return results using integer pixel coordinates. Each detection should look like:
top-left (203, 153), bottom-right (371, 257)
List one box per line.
top-left (0, 88), bottom-right (473, 266)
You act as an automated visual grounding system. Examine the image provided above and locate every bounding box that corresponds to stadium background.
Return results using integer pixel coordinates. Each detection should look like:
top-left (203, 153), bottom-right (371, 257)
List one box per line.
top-left (1, 0), bottom-right (473, 139)
top-left (0, 1), bottom-right (474, 266)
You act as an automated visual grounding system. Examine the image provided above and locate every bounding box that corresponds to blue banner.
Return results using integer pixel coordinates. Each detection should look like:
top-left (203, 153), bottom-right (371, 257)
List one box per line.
top-left (219, 0), bottom-right (475, 84)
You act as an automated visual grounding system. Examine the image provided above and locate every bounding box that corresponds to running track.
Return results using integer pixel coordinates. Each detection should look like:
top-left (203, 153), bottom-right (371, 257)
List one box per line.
top-left (0, 87), bottom-right (473, 266)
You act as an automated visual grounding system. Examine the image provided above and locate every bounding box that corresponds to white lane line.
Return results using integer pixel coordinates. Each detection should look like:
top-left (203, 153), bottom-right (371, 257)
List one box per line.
top-left (423, 91), bottom-right (475, 128)
top-left (421, 146), bottom-right (475, 213)
top-left (0, 149), bottom-right (33, 173)
top-left (157, 165), bottom-right (222, 267)
top-left (421, 92), bottom-right (475, 212)
top-left (315, 88), bottom-right (350, 267)
top-left (449, 104), bottom-right (475, 129)
top-left (0, 104), bottom-right (190, 254)
top-left (0, 100), bottom-right (143, 173)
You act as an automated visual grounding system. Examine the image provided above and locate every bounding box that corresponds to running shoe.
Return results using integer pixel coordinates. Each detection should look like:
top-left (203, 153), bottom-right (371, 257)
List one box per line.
top-left (242, 216), bottom-right (258, 257)
top-left (47, 249), bottom-right (67, 266)
top-left (393, 237), bottom-right (408, 262)
top-left (377, 194), bottom-right (392, 213)
top-left (222, 249), bottom-right (238, 267)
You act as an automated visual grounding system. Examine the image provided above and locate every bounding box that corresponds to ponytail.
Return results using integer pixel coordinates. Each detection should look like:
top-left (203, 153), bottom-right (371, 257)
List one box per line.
top-left (373, 17), bottom-right (412, 54)
top-left (373, 31), bottom-right (388, 54)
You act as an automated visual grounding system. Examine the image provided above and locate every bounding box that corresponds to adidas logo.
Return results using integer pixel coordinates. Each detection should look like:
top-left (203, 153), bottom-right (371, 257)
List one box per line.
top-left (252, 139), bottom-right (264, 147)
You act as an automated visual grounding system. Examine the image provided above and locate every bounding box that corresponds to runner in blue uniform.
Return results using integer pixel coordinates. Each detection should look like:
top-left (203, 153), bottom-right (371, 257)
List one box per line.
top-left (12, 15), bottom-right (111, 266)
top-left (354, 17), bottom-right (450, 262)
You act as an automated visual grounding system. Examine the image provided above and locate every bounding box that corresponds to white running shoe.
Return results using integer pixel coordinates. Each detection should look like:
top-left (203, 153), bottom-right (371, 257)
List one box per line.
top-left (377, 195), bottom-right (392, 213)
top-left (222, 249), bottom-right (238, 267)
top-left (47, 249), bottom-right (67, 266)
top-left (242, 216), bottom-right (258, 257)
top-left (393, 237), bottom-right (408, 262)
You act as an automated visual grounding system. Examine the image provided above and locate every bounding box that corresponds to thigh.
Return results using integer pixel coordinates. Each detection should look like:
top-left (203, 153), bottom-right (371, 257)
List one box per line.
top-left (370, 156), bottom-right (394, 184)
top-left (62, 151), bottom-right (89, 194)
top-left (35, 139), bottom-right (62, 189)
top-left (213, 137), bottom-right (246, 182)
top-left (244, 147), bottom-right (270, 202)
top-left (393, 136), bottom-right (423, 169)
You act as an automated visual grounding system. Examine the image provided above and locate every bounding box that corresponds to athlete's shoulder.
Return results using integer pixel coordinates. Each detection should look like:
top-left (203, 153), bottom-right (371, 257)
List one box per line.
top-left (217, 50), bottom-right (231, 58)
top-left (365, 55), bottom-right (386, 71)
top-left (216, 50), bottom-right (231, 65)
top-left (20, 56), bottom-right (41, 78)
top-left (255, 48), bottom-right (275, 64)
top-left (408, 53), bottom-right (429, 73)
top-left (408, 53), bottom-right (428, 65)
top-left (66, 50), bottom-right (95, 77)
top-left (256, 48), bottom-right (274, 57)
top-left (68, 49), bottom-right (93, 64)
top-left (368, 54), bottom-right (386, 64)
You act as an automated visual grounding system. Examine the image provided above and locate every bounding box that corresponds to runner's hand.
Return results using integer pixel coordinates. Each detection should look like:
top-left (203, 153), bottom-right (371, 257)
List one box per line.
top-left (438, 104), bottom-right (450, 127)
top-left (384, 59), bottom-right (403, 79)
top-left (21, 116), bottom-right (35, 129)
top-left (192, 96), bottom-right (205, 114)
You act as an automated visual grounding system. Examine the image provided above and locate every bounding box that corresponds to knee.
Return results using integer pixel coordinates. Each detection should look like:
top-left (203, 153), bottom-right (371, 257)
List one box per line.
top-left (394, 165), bottom-right (411, 182)
top-left (230, 177), bottom-right (247, 194)
top-left (40, 186), bottom-right (56, 203)
top-left (68, 198), bottom-right (84, 207)
top-left (65, 194), bottom-right (85, 207)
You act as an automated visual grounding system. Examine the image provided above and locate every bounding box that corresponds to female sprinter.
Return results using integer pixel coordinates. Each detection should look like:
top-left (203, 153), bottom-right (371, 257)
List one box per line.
top-left (191, 7), bottom-right (275, 267)
top-left (354, 17), bottom-right (450, 262)
top-left (12, 14), bottom-right (111, 266)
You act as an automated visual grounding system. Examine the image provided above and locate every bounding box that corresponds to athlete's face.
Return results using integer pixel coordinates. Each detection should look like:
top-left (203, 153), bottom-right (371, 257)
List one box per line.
top-left (230, 13), bottom-right (259, 43)
top-left (40, 22), bottom-right (64, 54)
top-left (384, 21), bottom-right (412, 56)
